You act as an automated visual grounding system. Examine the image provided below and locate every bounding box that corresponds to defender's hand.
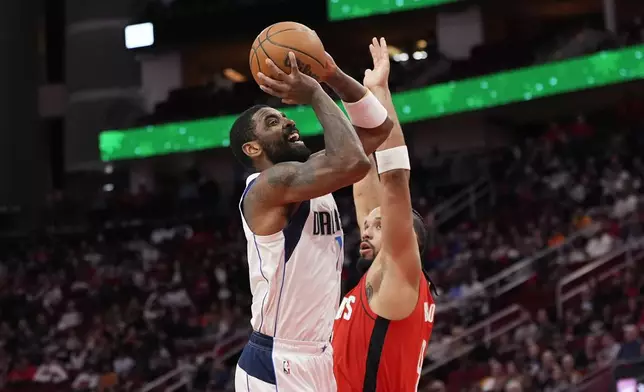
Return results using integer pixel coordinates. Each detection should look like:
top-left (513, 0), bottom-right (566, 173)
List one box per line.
top-left (257, 52), bottom-right (323, 105)
top-left (363, 37), bottom-right (390, 90)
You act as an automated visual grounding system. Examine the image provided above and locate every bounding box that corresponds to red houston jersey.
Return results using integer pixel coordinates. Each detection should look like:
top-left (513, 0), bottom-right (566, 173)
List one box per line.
top-left (332, 273), bottom-right (435, 392)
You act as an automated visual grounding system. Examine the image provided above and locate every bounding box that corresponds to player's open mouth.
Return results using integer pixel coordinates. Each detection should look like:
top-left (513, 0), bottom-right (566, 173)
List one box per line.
top-left (287, 132), bottom-right (303, 145)
top-left (359, 242), bottom-right (373, 256)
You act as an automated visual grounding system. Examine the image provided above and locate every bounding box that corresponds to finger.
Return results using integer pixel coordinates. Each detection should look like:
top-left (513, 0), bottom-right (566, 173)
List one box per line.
top-left (372, 37), bottom-right (379, 49)
top-left (288, 52), bottom-right (299, 74)
top-left (259, 84), bottom-right (285, 98)
top-left (324, 51), bottom-right (334, 64)
top-left (264, 59), bottom-right (286, 80)
top-left (368, 44), bottom-right (377, 62)
top-left (257, 73), bottom-right (289, 93)
top-left (380, 37), bottom-right (388, 58)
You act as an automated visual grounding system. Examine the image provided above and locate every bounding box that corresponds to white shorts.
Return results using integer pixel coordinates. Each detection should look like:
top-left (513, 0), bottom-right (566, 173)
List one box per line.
top-left (235, 331), bottom-right (337, 392)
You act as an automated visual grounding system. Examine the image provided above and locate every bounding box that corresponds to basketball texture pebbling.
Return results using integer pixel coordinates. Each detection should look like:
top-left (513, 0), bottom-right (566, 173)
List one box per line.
top-left (249, 21), bottom-right (328, 86)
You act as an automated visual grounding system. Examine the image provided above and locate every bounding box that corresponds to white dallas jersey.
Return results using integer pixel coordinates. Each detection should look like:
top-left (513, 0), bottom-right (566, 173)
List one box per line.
top-left (239, 173), bottom-right (344, 342)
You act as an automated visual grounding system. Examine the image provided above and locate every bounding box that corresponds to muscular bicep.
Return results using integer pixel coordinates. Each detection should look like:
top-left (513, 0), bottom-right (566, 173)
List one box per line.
top-left (249, 154), bottom-right (368, 207)
top-left (311, 116), bottom-right (393, 162)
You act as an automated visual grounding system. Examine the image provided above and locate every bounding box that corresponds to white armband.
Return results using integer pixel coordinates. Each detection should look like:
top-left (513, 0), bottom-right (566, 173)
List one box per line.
top-left (375, 146), bottom-right (411, 174)
top-left (342, 91), bottom-right (388, 129)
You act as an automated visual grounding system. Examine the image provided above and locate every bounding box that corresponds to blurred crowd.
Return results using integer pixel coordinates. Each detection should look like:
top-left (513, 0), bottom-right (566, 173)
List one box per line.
top-left (0, 96), bottom-right (642, 392)
top-left (429, 110), bottom-right (644, 303)
top-left (0, 218), bottom-right (251, 391)
top-left (427, 263), bottom-right (644, 392)
top-left (1, 7), bottom-right (644, 387)
top-left (421, 100), bottom-right (644, 391)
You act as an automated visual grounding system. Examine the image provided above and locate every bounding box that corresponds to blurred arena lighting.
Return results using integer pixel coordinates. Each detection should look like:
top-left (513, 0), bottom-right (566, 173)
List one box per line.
top-left (104, 164), bottom-right (113, 174)
top-left (413, 51), bottom-right (428, 60)
top-left (124, 22), bottom-right (154, 49)
top-left (223, 68), bottom-right (247, 83)
top-left (328, 0), bottom-right (459, 21)
top-left (103, 183), bottom-right (114, 192)
top-left (393, 52), bottom-right (410, 62)
top-left (99, 45), bottom-right (644, 161)
top-left (416, 39), bottom-right (428, 50)
top-left (387, 45), bottom-right (402, 56)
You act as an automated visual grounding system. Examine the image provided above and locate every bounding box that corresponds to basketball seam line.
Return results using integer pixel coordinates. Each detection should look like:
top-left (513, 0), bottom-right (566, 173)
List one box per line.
top-left (261, 28), bottom-right (299, 45)
top-left (250, 45), bottom-right (261, 77)
top-left (250, 28), bottom-right (300, 77)
top-left (257, 37), bottom-right (272, 74)
top-left (265, 25), bottom-right (326, 68)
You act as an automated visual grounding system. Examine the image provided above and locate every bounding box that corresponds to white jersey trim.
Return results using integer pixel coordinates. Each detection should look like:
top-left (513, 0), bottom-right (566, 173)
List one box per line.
top-left (238, 172), bottom-right (283, 243)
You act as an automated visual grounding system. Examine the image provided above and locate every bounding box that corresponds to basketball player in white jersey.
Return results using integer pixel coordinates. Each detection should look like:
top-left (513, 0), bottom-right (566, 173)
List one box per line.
top-left (229, 47), bottom-right (393, 392)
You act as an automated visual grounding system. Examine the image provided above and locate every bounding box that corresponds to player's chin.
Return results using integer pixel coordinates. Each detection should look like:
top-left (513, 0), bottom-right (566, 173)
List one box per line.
top-left (289, 140), bottom-right (308, 150)
top-left (289, 143), bottom-right (311, 162)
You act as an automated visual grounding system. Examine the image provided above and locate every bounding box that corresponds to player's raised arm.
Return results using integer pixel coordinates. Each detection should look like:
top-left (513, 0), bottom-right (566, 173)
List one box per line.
top-left (351, 38), bottom-right (393, 232)
top-left (323, 52), bottom-right (394, 156)
top-left (353, 154), bottom-right (381, 234)
top-left (251, 52), bottom-right (371, 205)
top-left (369, 39), bottom-right (422, 285)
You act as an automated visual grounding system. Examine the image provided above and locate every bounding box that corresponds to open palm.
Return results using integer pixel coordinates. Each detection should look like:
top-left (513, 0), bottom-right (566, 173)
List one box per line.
top-left (363, 37), bottom-right (390, 90)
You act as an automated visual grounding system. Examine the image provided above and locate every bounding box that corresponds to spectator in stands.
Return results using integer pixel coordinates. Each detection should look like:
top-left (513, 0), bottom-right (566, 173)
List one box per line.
top-left (618, 324), bottom-right (643, 360)
top-left (560, 354), bottom-right (581, 385)
top-left (596, 333), bottom-right (621, 364)
top-left (544, 364), bottom-right (569, 392)
top-left (585, 230), bottom-right (616, 258)
top-left (612, 188), bottom-right (639, 219)
top-left (479, 357), bottom-right (505, 391)
top-left (504, 361), bottom-right (522, 386)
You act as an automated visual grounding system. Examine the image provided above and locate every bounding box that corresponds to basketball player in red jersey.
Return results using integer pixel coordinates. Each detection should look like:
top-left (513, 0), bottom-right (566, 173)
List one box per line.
top-left (332, 38), bottom-right (437, 392)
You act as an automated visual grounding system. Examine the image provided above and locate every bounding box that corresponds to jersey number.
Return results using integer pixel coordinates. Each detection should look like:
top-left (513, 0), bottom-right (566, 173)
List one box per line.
top-left (415, 340), bottom-right (427, 390)
top-left (335, 296), bottom-right (356, 321)
top-left (424, 303), bottom-right (435, 323)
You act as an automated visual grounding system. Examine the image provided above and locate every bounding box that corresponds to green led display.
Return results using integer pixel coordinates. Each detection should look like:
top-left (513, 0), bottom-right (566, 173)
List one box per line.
top-left (328, 0), bottom-right (458, 21)
top-left (100, 45), bottom-right (644, 161)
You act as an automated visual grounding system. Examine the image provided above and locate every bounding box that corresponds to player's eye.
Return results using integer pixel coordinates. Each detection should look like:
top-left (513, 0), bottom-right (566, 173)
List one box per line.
top-left (375, 222), bottom-right (381, 230)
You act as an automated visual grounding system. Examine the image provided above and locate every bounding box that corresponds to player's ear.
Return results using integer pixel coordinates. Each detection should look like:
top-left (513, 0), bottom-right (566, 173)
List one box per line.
top-left (242, 141), bottom-right (262, 159)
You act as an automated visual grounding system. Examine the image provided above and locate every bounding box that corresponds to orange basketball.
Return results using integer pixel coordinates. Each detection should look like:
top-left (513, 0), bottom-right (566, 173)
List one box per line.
top-left (249, 21), bottom-right (328, 86)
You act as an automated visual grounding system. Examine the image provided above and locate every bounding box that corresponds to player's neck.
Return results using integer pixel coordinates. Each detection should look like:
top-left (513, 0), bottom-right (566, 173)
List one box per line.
top-left (254, 158), bottom-right (274, 172)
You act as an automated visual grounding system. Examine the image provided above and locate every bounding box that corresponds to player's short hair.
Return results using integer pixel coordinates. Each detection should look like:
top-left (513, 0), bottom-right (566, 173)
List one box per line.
top-left (229, 105), bottom-right (269, 167)
top-left (412, 209), bottom-right (428, 255)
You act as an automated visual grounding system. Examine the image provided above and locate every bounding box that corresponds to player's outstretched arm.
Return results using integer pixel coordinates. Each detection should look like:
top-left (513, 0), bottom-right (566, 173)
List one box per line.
top-left (324, 52), bottom-right (393, 156)
top-left (352, 38), bottom-right (393, 232)
top-left (369, 39), bottom-right (422, 286)
top-left (353, 154), bottom-right (381, 234)
top-left (253, 53), bottom-right (371, 205)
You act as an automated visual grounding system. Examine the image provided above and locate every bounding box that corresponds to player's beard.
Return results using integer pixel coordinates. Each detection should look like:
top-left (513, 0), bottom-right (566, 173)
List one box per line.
top-left (262, 127), bottom-right (311, 164)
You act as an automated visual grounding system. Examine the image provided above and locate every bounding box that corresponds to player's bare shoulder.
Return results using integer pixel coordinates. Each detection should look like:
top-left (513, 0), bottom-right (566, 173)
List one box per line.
top-left (368, 257), bottom-right (420, 320)
top-left (241, 169), bottom-right (295, 236)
